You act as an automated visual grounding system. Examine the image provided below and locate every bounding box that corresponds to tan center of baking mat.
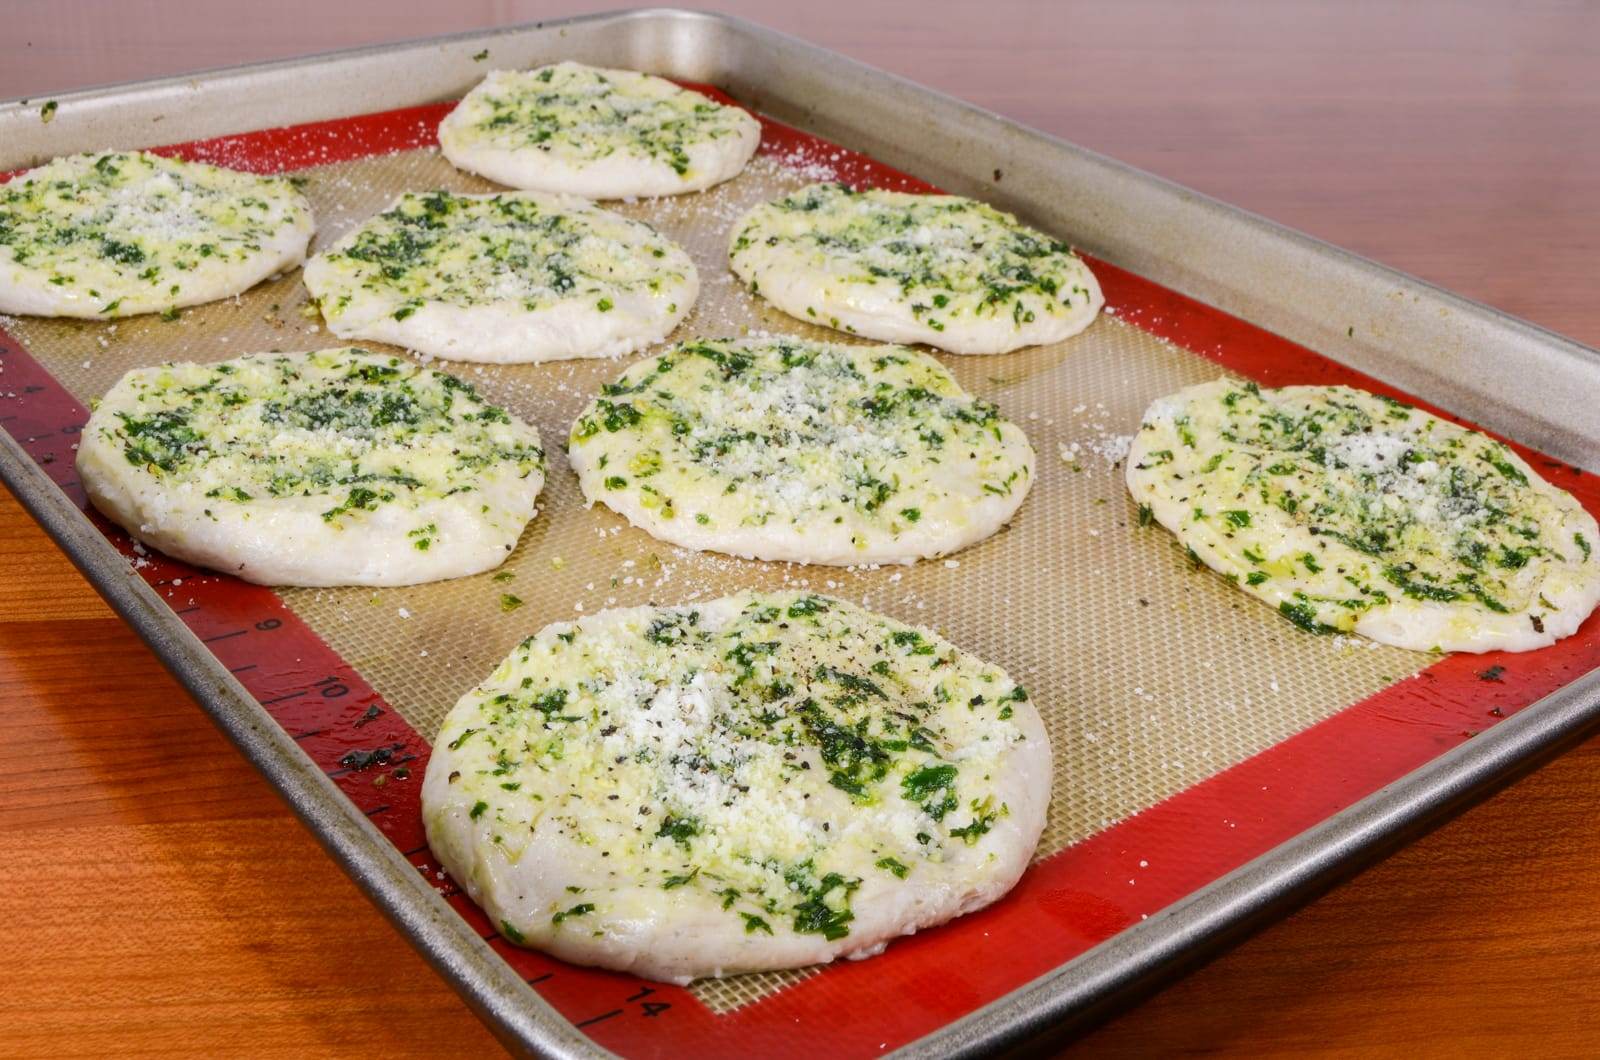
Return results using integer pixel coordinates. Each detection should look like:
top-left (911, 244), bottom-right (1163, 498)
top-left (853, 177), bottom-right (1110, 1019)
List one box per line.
top-left (5, 143), bottom-right (1428, 1014)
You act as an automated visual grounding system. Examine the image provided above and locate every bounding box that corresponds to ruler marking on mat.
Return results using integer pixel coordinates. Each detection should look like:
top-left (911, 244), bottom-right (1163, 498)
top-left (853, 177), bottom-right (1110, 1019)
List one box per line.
top-left (256, 675), bottom-right (355, 708)
top-left (576, 1011), bottom-right (623, 1029)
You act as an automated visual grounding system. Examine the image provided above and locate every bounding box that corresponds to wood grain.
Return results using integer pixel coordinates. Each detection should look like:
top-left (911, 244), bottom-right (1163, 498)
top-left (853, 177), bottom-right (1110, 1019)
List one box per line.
top-left (0, 498), bottom-right (505, 1057)
top-left (3, 1), bottom-right (1600, 1055)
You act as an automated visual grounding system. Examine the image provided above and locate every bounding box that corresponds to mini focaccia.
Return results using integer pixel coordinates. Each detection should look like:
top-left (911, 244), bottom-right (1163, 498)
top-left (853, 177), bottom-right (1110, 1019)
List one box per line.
top-left (1127, 379), bottom-right (1600, 653)
top-left (727, 183), bottom-right (1103, 355)
top-left (438, 63), bottom-right (761, 198)
top-left (78, 348), bottom-right (545, 586)
top-left (303, 190), bottom-right (696, 363)
top-left (567, 337), bottom-right (1036, 566)
top-left (422, 590), bottom-right (1050, 984)
top-left (0, 150), bottom-right (313, 319)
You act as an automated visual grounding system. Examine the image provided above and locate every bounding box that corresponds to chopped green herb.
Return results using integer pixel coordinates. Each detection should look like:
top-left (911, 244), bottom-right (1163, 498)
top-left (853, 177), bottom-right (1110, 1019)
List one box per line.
top-left (552, 902), bottom-right (595, 924)
top-left (656, 814), bottom-right (701, 847)
top-left (1280, 600), bottom-right (1337, 635)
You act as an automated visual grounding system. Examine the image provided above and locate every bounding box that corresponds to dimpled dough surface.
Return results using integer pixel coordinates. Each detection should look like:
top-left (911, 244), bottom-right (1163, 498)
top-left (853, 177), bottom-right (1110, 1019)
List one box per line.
top-left (421, 590), bottom-right (1051, 984)
top-left (567, 337), bottom-right (1036, 566)
top-left (303, 190), bottom-right (696, 363)
top-left (0, 150), bottom-right (313, 319)
top-left (439, 62), bottom-right (761, 199)
top-left (77, 347), bottom-right (546, 586)
top-left (728, 182), bottom-right (1102, 355)
top-left (1127, 380), bottom-right (1600, 652)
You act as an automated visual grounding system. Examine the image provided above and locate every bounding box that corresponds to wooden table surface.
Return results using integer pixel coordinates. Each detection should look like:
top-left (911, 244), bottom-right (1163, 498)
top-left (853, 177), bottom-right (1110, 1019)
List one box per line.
top-left (4, 1), bottom-right (1600, 1055)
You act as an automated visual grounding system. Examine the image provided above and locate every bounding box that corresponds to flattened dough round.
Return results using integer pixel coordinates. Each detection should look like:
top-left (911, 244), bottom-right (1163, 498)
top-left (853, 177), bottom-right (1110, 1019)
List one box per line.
top-left (0, 151), bottom-right (313, 319)
top-left (78, 347), bottom-right (546, 586)
top-left (304, 190), bottom-right (696, 363)
top-left (438, 63), bottom-right (761, 198)
top-left (1127, 379), bottom-right (1600, 653)
top-left (422, 590), bottom-right (1051, 984)
top-left (567, 337), bottom-right (1036, 565)
top-left (728, 182), bottom-right (1103, 355)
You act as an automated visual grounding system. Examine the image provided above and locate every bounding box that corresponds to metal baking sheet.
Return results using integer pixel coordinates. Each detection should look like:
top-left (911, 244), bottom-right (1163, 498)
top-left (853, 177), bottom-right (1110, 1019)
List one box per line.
top-left (3, 11), bottom-right (1599, 1058)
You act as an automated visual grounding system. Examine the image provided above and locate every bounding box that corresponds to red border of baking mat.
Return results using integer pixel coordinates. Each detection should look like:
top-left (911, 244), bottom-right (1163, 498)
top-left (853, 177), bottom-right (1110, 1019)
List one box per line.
top-left (3, 91), bottom-right (1598, 1058)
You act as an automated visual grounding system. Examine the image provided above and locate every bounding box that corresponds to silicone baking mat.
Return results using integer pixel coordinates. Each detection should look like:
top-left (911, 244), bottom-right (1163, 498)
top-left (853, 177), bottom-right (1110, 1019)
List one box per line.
top-left (4, 90), bottom-right (1598, 1057)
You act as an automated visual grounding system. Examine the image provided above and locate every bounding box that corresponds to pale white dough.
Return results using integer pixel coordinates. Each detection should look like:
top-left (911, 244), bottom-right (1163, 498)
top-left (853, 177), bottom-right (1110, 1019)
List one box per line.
top-left (303, 190), bottom-right (696, 364)
top-left (439, 63), bottom-right (761, 198)
top-left (77, 348), bottom-right (546, 586)
top-left (422, 590), bottom-right (1051, 984)
top-left (0, 150), bottom-right (313, 319)
top-left (567, 337), bottom-right (1036, 566)
top-left (1127, 379), bottom-right (1600, 653)
top-left (728, 182), bottom-right (1103, 355)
